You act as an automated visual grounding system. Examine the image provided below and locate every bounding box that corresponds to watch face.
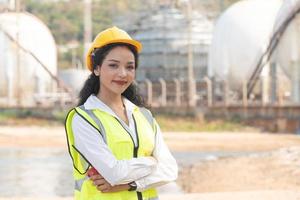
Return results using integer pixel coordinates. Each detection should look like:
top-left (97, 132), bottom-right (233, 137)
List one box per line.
top-left (130, 182), bottom-right (137, 187)
top-left (129, 182), bottom-right (137, 191)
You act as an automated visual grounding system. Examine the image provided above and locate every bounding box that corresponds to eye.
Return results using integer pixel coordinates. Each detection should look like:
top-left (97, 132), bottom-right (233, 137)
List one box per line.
top-left (108, 64), bottom-right (118, 68)
top-left (127, 65), bottom-right (135, 70)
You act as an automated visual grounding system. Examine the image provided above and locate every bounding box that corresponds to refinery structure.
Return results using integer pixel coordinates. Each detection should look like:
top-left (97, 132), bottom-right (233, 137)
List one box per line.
top-left (122, 5), bottom-right (213, 81)
top-left (0, 0), bottom-right (300, 114)
top-left (0, 11), bottom-right (60, 107)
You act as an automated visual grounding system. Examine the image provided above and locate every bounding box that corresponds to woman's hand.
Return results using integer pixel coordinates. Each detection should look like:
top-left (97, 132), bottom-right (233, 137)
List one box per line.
top-left (88, 167), bottom-right (130, 193)
top-left (90, 174), bottom-right (130, 193)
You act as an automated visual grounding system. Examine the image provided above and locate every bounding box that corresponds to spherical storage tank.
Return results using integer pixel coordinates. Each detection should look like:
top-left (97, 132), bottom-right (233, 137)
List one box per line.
top-left (0, 12), bottom-right (57, 107)
top-left (208, 0), bottom-right (282, 91)
top-left (273, 0), bottom-right (300, 102)
top-left (125, 6), bottom-right (213, 81)
top-left (58, 69), bottom-right (89, 95)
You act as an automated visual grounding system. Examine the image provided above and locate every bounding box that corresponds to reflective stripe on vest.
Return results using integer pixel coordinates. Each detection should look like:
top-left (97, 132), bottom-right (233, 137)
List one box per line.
top-left (148, 197), bottom-right (159, 200)
top-left (139, 107), bottom-right (157, 134)
top-left (75, 176), bottom-right (89, 191)
top-left (65, 109), bottom-right (91, 175)
top-left (78, 105), bottom-right (107, 144)
top-left (77, 106), bottom-right (155, 144)
top-left (65, 106), bottom-right (158, 200)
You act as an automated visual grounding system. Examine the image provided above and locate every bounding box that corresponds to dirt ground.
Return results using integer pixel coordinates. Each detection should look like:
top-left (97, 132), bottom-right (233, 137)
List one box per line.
top-left (1, 125), bottom-right (300, 199)
top-left (178, 147), bottom-right (300, 192)
top-left (1, 191), bottom-right (300, 200)
top-left (1, 126), bottom-right (299, 151)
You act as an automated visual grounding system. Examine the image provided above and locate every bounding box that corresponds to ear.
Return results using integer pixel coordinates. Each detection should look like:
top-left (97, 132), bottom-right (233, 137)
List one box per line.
top-left (94, 65), bottom-right (100, 76)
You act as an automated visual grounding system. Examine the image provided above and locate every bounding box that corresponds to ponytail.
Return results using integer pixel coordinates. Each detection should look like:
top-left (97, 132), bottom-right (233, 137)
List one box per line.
top-left (77, 73), bottom-right (99, 106)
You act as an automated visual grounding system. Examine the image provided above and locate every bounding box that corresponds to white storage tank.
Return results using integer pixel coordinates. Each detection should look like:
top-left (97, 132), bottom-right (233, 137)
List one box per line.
top-left (208, 0), bottom-right (283, 91)
top-left (0, 12), bottom-right (57, 107)
top-left (58, 69), bottom-right (89, 95)
top-left (123, 6), bottom-right (213, 81)
top-left (273, 0), bottom-right (300, 103)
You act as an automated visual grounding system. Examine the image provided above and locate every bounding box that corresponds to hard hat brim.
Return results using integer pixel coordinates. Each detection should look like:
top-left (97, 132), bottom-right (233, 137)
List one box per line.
top-left (86, 39), bottom-right (142, 71)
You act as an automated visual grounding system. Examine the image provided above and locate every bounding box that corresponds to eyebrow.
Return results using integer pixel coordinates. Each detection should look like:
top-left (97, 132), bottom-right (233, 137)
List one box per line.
top-left (107, 59), bottom-right (135, 64)
top-left (108, 59), bottom-right (120, 63)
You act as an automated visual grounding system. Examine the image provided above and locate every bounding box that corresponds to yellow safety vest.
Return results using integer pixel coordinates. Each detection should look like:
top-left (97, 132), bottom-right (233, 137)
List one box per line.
top-left (65, 105), bottom-right (159, 200)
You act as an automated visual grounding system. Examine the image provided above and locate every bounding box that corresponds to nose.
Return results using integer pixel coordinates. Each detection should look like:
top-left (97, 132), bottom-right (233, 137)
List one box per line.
top-left (118, 66), bottom-right (127, 77)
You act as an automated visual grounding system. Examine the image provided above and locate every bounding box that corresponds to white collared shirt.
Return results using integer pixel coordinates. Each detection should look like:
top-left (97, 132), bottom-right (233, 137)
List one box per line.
top-left (72, 94), bottom-right (178, 191)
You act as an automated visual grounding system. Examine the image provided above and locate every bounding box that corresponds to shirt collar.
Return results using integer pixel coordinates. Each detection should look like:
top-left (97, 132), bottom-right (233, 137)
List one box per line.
top-left (83, 94), bottom-right (138, 114)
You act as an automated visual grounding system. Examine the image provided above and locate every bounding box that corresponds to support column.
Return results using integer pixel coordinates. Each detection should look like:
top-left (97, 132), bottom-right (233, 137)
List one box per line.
top-left (270, 62), bottom-right (277, 104)
top-left (242, 80), bottom-right (248, 107)
top-left (186, 0), bottom-right (196, 108)
top-left (224, 80), bottom-right (229, 106)
top-left (291, 61), bottom-right (300, 103)
top-left (159, 78), bottom-right (167, 107)
top-left (204, 77), bottom-right (212, 107)
top-left (174, 78), bottom-right (181, 106)
top-left (145, 79), bottom-right (152, 106)
top-left (261, 64), bottom-right (270, 106)
top-left (83, 0), bottom-right (92, 64)
top-left (242, 80), bottom-right (248, 119)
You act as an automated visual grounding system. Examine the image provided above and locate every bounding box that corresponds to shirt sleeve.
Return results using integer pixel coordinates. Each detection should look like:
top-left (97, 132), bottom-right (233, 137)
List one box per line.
top-left (71, 113), bottom-right (157, 186)
top-left (135, 119), bottom-right (178, 191)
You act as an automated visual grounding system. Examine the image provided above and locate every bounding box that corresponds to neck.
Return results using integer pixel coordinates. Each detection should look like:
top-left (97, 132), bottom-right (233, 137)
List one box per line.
top-left (97, 90), bottom-right (124, 109)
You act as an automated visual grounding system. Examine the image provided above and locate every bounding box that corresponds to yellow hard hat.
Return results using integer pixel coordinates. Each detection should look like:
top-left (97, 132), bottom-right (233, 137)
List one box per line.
top-left (86, 26), bottom-right (142, 71)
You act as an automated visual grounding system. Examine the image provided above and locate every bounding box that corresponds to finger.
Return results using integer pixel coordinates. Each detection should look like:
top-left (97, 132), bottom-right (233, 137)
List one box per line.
top-left (89, 174), bottom-right (103, 181)
top-left (97, 183), bottom-right (110, 192)
top-left (102, 189), bottom-right (110, 193)
top-left (90, 173), bottom-right (103, 178)
top-left (102, 185), bottom-right (122, 193)
top-left (87, 167), bottom-right (98, 177)
top-left (93, 180), bottom-right (101, 186)
top-left (94, 178), bottom-right (107, 186)
top-left (102, 188), bottom-right (116, 193)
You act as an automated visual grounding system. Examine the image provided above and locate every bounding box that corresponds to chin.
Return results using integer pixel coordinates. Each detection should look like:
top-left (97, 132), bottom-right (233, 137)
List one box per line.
top-left (111, 89), bottom-right (127, 95)
top-left (110, 84), bottom-right (131, 95)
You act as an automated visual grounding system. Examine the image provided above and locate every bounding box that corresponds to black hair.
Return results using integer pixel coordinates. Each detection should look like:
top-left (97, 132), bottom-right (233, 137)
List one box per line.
top-left (77, 42), bottom-right (145, 107)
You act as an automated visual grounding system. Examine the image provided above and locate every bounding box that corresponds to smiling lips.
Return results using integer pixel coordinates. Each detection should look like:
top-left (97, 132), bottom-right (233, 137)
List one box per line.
top-left (112, 80), bottom-right (128, 86)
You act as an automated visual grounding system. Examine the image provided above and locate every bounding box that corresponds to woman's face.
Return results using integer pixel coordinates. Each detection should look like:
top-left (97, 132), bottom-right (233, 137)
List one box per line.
top-left (94, 46), bottom-right (136, 96)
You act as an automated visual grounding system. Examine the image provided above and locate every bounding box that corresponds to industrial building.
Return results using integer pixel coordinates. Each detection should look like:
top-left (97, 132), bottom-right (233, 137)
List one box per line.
top-left (208, 0), bottom-right (300, 105)
top-left (121, 5), bottom-right (213, 81)
top-left (208, 0), bottom-right (284, 103)
top-left (0, 11), bottom-right (58, 107)
top-left (0, 0), bottom-right (299, 110)
top-left (272, 0), bottom-right (300, 103)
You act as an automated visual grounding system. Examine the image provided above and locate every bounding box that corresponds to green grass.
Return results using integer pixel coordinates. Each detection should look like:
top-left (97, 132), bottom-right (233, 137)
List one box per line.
top-left (155, 114), bottom-right (253, 132)
top-left (0, 109), bottom-right (256, 132)
top-left (0, 109), bottom-right (66, 126)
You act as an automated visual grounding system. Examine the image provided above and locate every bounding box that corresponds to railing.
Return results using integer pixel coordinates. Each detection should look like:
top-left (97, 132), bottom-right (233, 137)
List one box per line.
top-left (137, 77), bottom-right (298, 108)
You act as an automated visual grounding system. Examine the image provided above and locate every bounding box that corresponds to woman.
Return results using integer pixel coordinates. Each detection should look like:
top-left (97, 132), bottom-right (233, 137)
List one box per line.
top-left (65, 26), bottom-right (178, 200)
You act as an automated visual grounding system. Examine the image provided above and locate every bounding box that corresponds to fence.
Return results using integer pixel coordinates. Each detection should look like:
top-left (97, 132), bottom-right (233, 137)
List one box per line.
top-left (137, 77), bottom-right (298, 108)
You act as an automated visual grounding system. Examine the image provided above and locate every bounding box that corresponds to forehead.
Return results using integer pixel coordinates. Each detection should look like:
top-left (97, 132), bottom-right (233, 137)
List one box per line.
top-left (105, 46), bottom-right (135, 60)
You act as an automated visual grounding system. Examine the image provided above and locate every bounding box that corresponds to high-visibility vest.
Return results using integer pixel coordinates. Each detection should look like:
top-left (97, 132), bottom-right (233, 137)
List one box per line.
top-left (65, 105), bottom-right (158, 200)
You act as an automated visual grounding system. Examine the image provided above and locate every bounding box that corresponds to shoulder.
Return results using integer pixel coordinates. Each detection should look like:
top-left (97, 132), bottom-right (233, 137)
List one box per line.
top-left (138, 106), bottom-right (153, 116)
top-left (69, 109), bottom-right (95, 133)
top-left (65, 107), bottom-right (77, 123)
top-left (65, 106), bottom-right (87, 124)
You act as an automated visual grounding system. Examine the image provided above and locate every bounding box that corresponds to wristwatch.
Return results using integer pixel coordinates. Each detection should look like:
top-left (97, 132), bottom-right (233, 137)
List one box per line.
top-left (128, 181), bottom-right (137, 191)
